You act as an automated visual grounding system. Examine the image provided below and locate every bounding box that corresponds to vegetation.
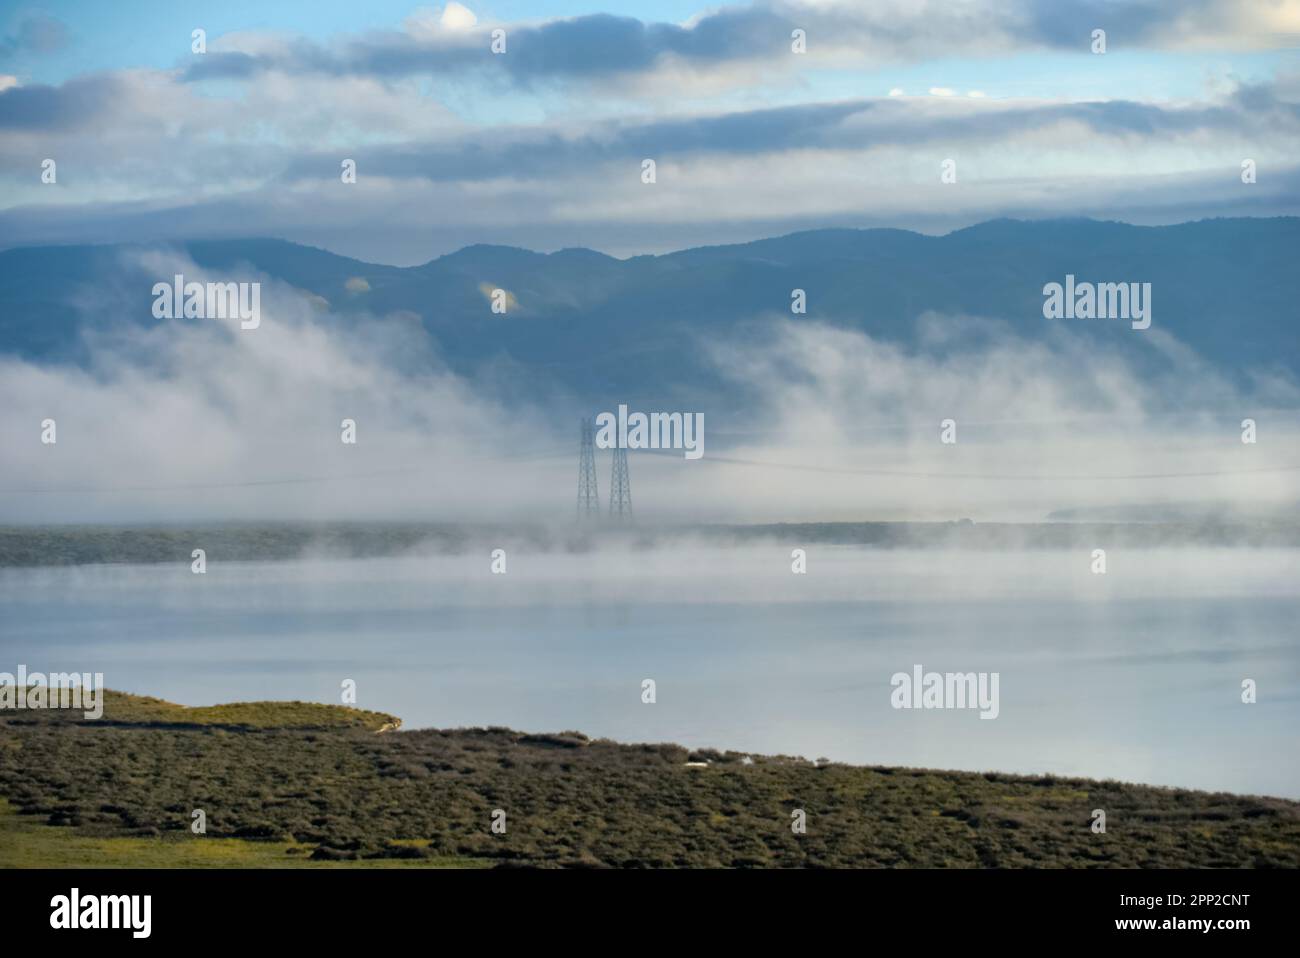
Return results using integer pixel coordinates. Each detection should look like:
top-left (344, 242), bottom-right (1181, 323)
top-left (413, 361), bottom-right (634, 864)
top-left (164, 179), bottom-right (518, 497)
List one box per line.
top-left (2, 691), bottom-right (1297, 868)
top-left (0, 800), bottom-right (478, 869)
top-left (3, 519), bottom-right (1298, 568)
top-left (74, 689), bottom-right (400, 731)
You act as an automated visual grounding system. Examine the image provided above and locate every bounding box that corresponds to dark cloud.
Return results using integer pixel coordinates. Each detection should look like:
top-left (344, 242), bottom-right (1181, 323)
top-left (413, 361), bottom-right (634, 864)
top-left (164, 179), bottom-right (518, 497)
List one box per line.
top-left (1016, 0), bottom-right (1176, 46)
top-left (506, 9), bottom-right (790, 77)
top-left (0, 75), bottom-right (122, 130)
top-left (269, 87), bottom-right (1294, 186)
top-left (276, 100), bottom-right (872, 184)
top-left (181, 49), bottom-right (260, 81)
top-left (175, 1), bottom-right (1278, 87)
top-left (0, 14), bottom-right (70, 59)
top-left (182, 31), bottom-right (480, 83)
top-left (180, 11), bottom-right (794, 85)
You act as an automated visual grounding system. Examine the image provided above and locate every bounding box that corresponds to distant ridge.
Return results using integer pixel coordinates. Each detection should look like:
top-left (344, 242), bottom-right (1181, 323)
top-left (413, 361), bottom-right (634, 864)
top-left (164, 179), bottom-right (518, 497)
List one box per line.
top-left (1, 217), bottom-right (1296, 408)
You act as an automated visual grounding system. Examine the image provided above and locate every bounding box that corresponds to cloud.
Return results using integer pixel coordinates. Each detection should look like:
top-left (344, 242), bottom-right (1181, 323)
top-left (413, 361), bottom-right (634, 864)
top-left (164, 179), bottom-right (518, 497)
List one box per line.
top-left (172, 1), bottom-right (1300, 89)
top-left (0, 74), bottom-right (125, 131)
top-left (0, 14), bottom-right (70, 59)
top-left (4, 158), bottom-right (1298, 267)
top-left (444, 3), bottom-right (478, 31)
top-left (405, 3), bottom-right (480, 35)
top-left (0, 5), bottom-right (1296, 260)
top-left (687, 313), bottom-right (1300, 521)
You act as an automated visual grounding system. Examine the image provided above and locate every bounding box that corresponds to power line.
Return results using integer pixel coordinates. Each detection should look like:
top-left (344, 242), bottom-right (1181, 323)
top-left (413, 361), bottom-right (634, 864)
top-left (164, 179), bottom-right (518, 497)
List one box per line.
top-left (648, 452), bottom-right (1300, 481)
top-left (6, 447), bottom-right (1299, 495)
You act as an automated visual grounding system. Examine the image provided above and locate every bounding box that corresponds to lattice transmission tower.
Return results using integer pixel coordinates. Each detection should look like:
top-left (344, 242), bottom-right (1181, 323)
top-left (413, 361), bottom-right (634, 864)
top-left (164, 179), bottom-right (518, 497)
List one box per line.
top-left (609, 445), bottom-right (633, 521)
top-left (576, 418), bottom-right (600, 520)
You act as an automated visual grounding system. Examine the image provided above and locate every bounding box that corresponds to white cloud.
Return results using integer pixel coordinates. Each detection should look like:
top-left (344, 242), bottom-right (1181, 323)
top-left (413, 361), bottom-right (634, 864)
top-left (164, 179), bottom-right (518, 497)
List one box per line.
top-left (440, 2), bottom-right (478, 31)
top-left (405, 3), bottom-right (478, 38)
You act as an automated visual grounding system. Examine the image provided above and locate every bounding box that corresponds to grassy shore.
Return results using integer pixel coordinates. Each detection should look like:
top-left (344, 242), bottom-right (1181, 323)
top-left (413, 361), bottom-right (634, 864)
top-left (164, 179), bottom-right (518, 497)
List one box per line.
top-left (2, 691), bottom-right (1297, 868)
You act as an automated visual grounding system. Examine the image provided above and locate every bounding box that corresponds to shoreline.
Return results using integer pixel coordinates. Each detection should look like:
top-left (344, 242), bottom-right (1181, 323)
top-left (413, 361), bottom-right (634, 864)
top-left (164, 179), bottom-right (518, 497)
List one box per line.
top-left (3, 691), bottom-right (1298, 868)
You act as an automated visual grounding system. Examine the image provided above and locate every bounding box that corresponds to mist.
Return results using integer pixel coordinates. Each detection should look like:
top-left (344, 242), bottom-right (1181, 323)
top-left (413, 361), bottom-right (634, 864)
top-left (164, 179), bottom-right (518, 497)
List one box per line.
top-left (0, 249), bottom-right (1296, 525)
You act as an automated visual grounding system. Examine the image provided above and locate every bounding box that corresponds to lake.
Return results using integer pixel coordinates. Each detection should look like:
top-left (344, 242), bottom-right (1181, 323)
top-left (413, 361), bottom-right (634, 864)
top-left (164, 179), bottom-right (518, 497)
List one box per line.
top-left (2, 545), bottom-right (1296, 797)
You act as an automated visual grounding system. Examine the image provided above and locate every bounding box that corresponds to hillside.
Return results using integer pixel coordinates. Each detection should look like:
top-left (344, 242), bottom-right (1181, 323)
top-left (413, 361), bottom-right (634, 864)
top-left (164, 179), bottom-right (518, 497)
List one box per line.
top-left (1, 218), bottom-right (1296, 409)
top-left (1, 690), bottom-right (1296, 868)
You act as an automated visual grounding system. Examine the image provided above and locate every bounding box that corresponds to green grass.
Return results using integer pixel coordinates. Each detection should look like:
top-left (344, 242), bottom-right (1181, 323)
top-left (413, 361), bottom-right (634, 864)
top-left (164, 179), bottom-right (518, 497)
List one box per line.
top-left (72, 690), bottom-right (401, 731)
top-left (0, 799), bottom-right (481, 869)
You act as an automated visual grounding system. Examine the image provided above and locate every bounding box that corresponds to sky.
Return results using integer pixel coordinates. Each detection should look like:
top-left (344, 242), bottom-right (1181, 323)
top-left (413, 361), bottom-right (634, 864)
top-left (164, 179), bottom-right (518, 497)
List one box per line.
top-left (1, 2), bottom-right (1298, 523)
top-left (1, 0), bottom-right (1298, 263)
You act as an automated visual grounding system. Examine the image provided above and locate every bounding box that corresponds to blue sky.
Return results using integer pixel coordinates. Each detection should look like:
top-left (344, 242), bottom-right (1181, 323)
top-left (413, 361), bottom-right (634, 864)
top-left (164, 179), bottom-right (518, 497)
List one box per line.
top-left (2, 1), bottom-right (707, 84)
top-left (2, 0), bottom-right (1298, 262)
top-left (4, 1), bottom-right (1288, 99)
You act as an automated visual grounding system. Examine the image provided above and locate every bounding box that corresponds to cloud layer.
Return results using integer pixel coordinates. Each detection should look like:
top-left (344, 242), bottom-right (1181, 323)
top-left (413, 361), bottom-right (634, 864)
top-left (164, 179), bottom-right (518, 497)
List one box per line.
top-left (1, 1), bottom-right (1297, 260)
top-left (177, 1), bottom-right (1300, 86)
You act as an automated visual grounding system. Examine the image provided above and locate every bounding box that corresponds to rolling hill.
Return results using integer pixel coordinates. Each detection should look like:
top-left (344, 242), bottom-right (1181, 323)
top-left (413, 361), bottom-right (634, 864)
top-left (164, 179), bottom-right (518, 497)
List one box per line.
top-left (1, 217), bottom-right (1295, 410)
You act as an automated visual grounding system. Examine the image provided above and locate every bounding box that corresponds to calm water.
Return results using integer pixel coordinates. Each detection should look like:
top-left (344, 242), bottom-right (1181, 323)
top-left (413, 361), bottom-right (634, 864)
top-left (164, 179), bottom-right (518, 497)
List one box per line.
top-left (2, 546), bottom-right (1297, 798)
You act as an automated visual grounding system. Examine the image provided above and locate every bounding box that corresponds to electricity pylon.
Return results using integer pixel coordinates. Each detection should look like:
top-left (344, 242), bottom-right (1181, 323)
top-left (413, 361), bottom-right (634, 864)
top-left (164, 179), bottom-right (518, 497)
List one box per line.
top-left (609, 445), bottom-right (632, 521)
top-left (577, 418), bottom-right (600, 520)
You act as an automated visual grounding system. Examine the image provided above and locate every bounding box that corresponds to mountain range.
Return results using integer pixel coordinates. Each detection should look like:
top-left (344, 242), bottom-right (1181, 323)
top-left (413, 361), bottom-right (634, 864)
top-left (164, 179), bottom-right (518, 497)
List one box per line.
top-left (1, 217), bottom-right (1295, 410)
